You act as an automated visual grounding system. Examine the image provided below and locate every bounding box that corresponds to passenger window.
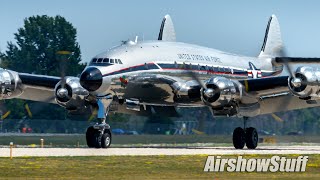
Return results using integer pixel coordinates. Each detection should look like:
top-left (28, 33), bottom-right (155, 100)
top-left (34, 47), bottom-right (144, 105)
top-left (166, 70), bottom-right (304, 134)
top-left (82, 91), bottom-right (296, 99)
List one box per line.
top-left (110, 59), bottom-right (114, 63)
top-left (118, 59), bottom-right (123, 64)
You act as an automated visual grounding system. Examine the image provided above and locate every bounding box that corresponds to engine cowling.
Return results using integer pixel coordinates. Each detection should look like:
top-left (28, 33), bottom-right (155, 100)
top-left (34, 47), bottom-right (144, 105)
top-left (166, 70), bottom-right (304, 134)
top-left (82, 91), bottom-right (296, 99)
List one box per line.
top-left (0, 68), bottom-right (23, 99)
top-left (201, 77), bottom-right (242, 108)
top-left (171, 80), bottom-right (201, 99)
top-left (55, 77), bottom-right (89, 111)
top-left (288, 66), bottom-right (320, 99)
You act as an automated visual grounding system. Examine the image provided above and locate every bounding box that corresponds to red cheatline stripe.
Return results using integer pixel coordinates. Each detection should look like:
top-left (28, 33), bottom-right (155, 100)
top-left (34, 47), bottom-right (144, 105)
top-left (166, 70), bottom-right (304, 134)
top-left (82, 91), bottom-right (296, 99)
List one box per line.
top-left (103, 62), bottom-right (156, 76)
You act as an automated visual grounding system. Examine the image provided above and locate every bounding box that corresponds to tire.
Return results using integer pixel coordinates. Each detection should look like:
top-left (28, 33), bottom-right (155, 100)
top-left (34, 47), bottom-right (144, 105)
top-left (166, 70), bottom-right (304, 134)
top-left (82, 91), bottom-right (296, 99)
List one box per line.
top-left (94, 131), bottom-right (102, 148)
top-left (245, 127), bottom-right (258, 149)
top-left (101, 131), bottom-right (112, 148)
top-left (232, 127), bottom-right (245, 149)
top-left (86, 126), bottom-right (95, 148)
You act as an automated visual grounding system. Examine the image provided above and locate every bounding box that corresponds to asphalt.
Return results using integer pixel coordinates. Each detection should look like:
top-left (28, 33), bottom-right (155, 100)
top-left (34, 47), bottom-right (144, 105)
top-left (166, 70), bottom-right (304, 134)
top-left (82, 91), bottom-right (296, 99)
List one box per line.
top-left (0, 146), bottom-right (320, 157)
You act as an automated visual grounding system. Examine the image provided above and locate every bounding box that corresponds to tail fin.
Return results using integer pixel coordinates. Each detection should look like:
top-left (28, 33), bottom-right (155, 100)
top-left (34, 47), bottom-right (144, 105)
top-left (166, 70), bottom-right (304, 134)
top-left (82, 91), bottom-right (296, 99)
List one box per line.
top-left (258, 15), bottom-right (283, 58)
top-left (158, 15), bottom-right (176, 41)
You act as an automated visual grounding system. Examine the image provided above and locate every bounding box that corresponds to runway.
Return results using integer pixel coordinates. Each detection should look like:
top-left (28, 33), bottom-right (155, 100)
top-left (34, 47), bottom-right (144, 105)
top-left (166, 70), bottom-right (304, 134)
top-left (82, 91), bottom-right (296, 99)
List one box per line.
top-left (0, 146), bottom-right (320, 157)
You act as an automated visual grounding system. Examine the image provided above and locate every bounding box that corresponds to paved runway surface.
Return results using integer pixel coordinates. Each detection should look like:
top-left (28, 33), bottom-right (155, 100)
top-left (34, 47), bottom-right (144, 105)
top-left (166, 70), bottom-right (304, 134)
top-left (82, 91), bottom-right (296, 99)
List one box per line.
top-left (0, 146), bottom-right (320, 157)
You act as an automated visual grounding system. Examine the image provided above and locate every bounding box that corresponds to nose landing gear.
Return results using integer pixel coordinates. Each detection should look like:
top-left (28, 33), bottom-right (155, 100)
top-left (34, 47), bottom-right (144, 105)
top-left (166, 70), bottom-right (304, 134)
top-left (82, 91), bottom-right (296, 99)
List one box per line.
top-left (86, 98), bottom-right (112, 148)
top-left (232, 117), bottom-right (258, 149)
top-left (86, 123), bottom-right (112, 148)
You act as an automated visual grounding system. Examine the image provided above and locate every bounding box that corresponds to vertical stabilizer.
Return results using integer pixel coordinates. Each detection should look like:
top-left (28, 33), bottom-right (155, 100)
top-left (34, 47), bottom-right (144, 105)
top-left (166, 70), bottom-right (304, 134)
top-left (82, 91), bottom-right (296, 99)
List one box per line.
top-left (258, 15), bottom-right (283, 58)
top-left (158, 15), bottom-right (176, 41)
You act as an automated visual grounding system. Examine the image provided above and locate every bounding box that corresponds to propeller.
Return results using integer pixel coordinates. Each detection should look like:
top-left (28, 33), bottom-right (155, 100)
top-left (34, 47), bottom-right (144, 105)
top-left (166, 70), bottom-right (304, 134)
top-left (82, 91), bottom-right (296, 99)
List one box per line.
top-left (19, 51), bottom-right (73, 118)
top-left (185, 67), bottom-right (220, 102)
top-left (55, 51), bottom-right (73, 100)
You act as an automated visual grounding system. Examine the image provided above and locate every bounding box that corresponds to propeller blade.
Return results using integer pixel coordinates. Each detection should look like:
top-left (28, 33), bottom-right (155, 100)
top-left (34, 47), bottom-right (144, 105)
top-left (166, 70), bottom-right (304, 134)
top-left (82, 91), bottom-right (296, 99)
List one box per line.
top-left (278, 48), bottom-right (295, 78)
top-left (186, 69), bottom-right (206, 89)
top-left (186, 69), bottom-right (220, 101)
top-left (271, 113), bottom-right (284, 122)
top-left (56, 51), bottom-right (72, 88)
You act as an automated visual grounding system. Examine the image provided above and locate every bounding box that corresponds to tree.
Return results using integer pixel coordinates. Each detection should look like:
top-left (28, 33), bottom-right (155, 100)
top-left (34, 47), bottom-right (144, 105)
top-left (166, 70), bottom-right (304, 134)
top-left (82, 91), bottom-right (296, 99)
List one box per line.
top-left (1, 15), bottom-right (86, 120)
top-left (3, 15), bottom-right (85, 76)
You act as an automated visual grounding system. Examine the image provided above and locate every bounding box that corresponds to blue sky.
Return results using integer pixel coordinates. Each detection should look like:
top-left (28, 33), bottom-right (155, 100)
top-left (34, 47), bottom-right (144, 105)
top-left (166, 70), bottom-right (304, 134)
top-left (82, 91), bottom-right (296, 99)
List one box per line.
top-left (1, 0), bottom-right (320, 63)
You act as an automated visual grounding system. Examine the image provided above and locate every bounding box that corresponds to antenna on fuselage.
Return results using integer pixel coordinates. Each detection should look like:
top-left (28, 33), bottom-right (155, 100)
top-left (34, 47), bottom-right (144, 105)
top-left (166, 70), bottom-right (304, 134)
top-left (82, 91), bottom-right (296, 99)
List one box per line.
top-left (135, 36), bottom-right (138, 43)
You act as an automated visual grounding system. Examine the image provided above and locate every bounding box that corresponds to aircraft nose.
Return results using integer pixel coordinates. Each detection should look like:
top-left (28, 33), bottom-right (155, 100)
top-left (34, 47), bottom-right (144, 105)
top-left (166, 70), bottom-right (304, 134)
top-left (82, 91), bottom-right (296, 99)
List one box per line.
top-left (80, 67), bottom-right (103, 91)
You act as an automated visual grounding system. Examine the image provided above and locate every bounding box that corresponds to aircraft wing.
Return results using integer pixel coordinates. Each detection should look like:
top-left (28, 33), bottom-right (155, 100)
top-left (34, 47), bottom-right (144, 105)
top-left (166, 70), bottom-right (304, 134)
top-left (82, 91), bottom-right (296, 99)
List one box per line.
top-left (239, 77), bottom-right (319, 115)
top-left (113, 73), bottom-right (320, 117)
top-left (17, 73), bottom-right (61, 103)
top-left (0, 68), bottom-right (90, 112)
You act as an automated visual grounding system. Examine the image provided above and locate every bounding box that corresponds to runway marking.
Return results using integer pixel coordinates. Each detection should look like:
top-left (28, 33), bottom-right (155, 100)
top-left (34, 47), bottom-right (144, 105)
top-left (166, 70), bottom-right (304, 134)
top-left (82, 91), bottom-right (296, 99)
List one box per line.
top-left (0, 146), bottom-right (319, 157)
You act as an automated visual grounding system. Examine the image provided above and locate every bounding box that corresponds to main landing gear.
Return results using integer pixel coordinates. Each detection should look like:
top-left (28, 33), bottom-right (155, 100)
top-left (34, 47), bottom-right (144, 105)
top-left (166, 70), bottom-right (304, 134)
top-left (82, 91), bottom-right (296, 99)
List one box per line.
top-left (232, 117), bottom-right (258, 149)
top-left (86, 98), bottom-right (112, 148)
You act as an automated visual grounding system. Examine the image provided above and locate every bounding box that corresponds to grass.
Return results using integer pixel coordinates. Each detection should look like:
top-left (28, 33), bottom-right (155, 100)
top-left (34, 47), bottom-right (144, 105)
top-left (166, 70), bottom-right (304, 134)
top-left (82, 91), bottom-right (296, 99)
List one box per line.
top-left (0, 154), bottom-right (319, 179)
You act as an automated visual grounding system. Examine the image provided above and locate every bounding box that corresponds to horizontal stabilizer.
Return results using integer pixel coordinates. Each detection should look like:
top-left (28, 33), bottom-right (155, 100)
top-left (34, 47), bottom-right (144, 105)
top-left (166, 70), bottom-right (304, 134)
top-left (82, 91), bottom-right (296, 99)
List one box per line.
top-left (274, 57), bottom-right (320, 64)
top-left (158, 15), bottom-right (176, 41)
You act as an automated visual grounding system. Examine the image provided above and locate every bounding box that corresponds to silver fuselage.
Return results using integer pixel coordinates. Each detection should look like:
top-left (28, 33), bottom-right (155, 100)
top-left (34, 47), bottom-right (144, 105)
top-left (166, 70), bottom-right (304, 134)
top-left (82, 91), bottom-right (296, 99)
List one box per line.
top-left (86, 40), bottom-right (281, 98)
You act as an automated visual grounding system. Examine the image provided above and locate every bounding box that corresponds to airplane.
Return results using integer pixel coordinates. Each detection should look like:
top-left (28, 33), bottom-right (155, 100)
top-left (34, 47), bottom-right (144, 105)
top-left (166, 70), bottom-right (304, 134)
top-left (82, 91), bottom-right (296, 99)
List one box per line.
top-left (1, 14), bottom-right (320, 149)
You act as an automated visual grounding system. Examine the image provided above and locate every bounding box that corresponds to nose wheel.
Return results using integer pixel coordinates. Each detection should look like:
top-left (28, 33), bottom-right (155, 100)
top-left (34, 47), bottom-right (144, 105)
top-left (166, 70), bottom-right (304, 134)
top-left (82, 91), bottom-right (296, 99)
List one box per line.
top-left (86, 98), bottom-right (113, 148)
top-left (86, 123), bottom-right (112, 148)
top-left (232, 117), bottom-right (258, 149)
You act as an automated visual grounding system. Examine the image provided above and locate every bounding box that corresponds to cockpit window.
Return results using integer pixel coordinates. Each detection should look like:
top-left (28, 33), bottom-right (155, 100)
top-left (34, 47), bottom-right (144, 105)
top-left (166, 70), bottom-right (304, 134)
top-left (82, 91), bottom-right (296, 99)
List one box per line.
top-left (89, 57), bottom-right (123, 66)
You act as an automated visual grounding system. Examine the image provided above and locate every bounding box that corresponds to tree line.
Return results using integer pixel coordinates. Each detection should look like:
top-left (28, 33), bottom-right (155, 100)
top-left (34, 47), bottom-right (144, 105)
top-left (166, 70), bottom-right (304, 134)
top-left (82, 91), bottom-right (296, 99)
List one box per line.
top-left (0, 15), bottom-right (85, 120)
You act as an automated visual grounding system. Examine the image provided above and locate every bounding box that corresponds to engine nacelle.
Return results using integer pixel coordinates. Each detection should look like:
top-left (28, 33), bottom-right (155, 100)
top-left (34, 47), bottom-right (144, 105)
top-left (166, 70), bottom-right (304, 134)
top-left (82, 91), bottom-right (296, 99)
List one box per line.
top-left (0, 68), bottom-right (23, 99)
top-left (171, 80), bottom-right (201, 99)
top-left (201, 77), bottom-right (242, 108)
top-left (55, 77), bottom-right (89, 111)
top-left (288, 66), bottom-right (320, 99)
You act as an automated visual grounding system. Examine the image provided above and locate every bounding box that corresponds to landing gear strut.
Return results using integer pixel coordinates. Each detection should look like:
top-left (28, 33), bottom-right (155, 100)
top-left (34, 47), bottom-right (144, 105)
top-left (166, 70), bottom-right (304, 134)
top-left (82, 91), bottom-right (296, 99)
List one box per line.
top-left (86, 98), bottom-right (112, 148)
top-left (232, 117), bottom-right (258, 149)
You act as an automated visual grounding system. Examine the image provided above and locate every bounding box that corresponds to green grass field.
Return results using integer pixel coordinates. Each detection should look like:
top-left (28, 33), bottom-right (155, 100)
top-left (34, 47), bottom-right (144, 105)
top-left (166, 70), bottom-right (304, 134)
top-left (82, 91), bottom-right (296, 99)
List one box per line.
top-left (0, 154), bottom-right (319, 179)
